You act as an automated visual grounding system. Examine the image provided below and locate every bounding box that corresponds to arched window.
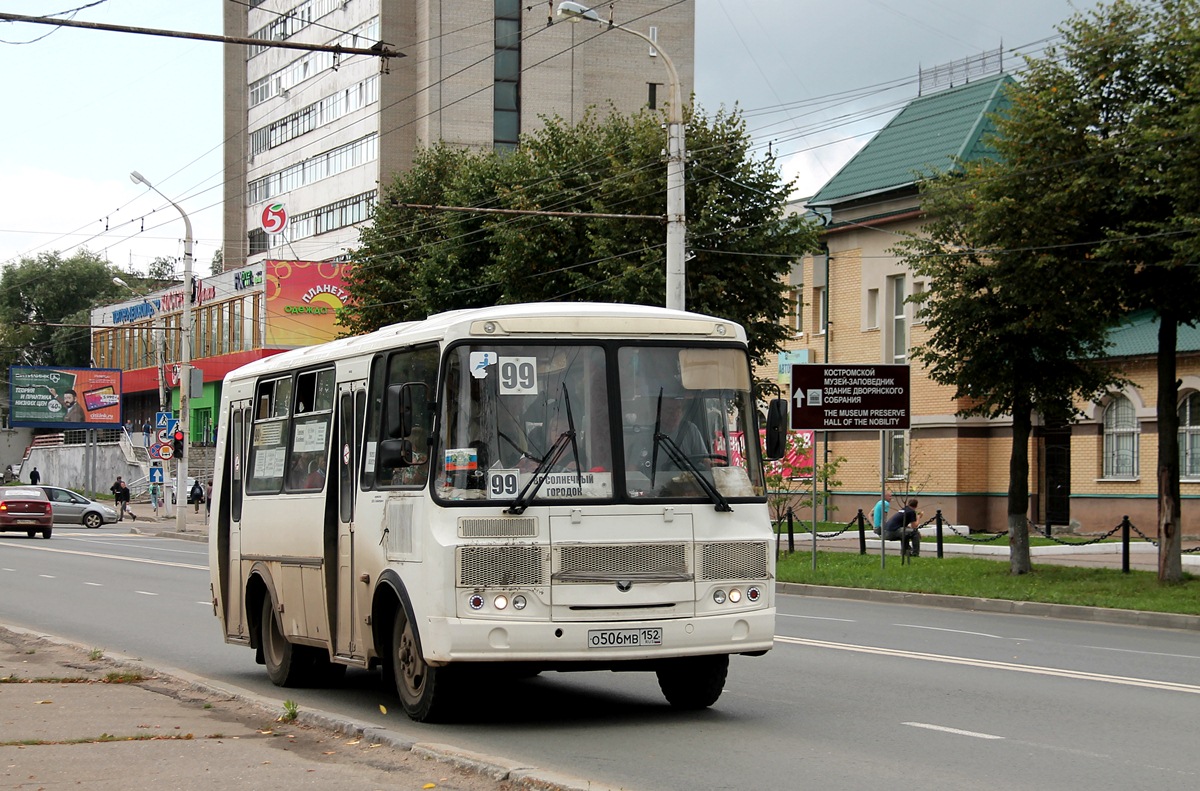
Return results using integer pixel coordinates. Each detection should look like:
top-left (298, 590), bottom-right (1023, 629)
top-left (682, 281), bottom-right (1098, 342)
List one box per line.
top-left (1179, 392), bottom-right (1200, 478)
top-left (1103, 395), bottom-right (1139, 479)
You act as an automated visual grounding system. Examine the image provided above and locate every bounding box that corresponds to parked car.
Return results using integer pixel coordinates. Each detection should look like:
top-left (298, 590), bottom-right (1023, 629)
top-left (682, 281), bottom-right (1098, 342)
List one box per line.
top-left (170, 477), bottom-right (198, 505)
top-left (0, 486), bottom-right (53, 539)
top-left (38, 486), bottom-right (119, 529)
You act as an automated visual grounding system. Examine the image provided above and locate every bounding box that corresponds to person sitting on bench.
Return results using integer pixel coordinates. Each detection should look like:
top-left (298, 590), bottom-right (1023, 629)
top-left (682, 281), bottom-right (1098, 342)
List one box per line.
top-left (882, 498), bottom-right (922, 556)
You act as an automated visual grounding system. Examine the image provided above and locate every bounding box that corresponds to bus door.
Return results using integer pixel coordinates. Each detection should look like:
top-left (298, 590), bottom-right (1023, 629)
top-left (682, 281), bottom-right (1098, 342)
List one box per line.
top-left (222, 401), bottom-right (251, 641)
top-left (332, 382), bottom-right (368, 659)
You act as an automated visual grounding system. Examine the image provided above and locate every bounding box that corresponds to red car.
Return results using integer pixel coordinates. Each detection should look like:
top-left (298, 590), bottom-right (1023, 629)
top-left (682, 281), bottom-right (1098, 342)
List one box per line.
top-left (0, 486), bottom-right (53, 539)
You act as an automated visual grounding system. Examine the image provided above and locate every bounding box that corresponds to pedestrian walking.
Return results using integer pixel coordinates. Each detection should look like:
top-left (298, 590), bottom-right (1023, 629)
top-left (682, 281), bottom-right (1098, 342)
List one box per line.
top-left (190, 479), bottom-right (205, 514)
top-left (205, 479), bottom-right (213, 520)
top-left (110, 476), bottom-right (136, 522)
top-left (28, 466), bottom-right (40, 485)
top-left (141, 420), bottom-right (151, 448)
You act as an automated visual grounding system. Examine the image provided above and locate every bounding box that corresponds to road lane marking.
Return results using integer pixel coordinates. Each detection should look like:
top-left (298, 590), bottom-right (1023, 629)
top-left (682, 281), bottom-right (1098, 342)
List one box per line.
top-left (0, 542), bottom-right (205, 571)
top-left (895, 624), bottom-right (1010, 639)
top-left (778, 613), bottom-right (857, 622)
top-left (1082, 644), bottom-right (1200, 661)
top-left (775, 635), bottom-right (1200, 694)
top-left (84, 582), bottom-right (103, 586)
top-left (904, 722), bottom-right (1003, 740)
top-left (135, 591), bottom-right (159, 596)
top-left (39, 574), bottom-right (56, 579)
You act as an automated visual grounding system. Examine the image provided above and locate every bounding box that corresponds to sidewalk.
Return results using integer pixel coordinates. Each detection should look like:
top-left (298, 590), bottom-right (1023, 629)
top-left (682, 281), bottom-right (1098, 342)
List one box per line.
top-left (0, 626), bottom-right (607, 791)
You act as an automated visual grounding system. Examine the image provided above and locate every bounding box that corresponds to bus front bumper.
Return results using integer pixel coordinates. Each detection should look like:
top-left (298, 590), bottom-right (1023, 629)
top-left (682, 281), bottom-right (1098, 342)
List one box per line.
top-left (419, 608), bottom-right (776, 664)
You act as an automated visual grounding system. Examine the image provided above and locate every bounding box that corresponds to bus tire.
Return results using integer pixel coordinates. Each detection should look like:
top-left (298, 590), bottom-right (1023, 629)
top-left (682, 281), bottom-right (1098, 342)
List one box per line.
top-left (261, 597), bottom-right (304, 687)
top-left (389, 608), bottom-right (450, 722)
top-left (655, 654), bottom-right (729, 710)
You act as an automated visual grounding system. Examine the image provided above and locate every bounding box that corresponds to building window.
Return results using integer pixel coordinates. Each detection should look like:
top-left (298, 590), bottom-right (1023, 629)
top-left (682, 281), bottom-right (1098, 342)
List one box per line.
top-left (866, 288), bottom-right (879, 329)
top-left (1103, 395), bottom-right (1139, 479)
top-left (912, 281), bottom-right (927, 324)
top-left (494, 0), bottom-right (521, 151)
top-left (886, 430), bottom-right (907, 479)
top-left (890, 275), bottom-right (907, 363)
top-left (1180, 392), bottom-right (1200, 478)
top-left (813, 287), bottom-right (827, 335)
top-left (790, 288), bottom-right (802, 333)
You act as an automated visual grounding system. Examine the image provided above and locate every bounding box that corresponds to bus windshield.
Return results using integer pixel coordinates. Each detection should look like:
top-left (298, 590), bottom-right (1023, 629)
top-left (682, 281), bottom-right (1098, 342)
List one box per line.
top-left (433, 343), bottom-right (765, 505)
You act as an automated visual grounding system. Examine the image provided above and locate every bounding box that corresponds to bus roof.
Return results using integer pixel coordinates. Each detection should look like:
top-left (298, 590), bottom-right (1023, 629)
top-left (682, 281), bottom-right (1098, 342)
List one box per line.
top-left (226, 302), bottom-right (746, 383)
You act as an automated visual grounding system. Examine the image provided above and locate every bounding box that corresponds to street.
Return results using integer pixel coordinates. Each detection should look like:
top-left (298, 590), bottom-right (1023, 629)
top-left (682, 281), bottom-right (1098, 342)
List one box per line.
top-left (2, 528), bottom-right (1198, 790)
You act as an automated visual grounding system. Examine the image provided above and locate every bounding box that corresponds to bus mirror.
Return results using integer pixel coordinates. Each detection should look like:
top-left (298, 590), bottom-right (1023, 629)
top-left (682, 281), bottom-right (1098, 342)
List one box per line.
top-left (386, 383), bottom-right (427, 439)
top-left (378, 438), bottom-right (414, 468)
top-left (764, 398), bottom-right (788, 460)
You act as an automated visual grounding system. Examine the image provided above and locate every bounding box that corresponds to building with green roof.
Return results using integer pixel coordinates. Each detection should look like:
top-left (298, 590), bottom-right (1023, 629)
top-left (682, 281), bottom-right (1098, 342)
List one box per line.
top-left (770, 71), bottom-right (1199, 537)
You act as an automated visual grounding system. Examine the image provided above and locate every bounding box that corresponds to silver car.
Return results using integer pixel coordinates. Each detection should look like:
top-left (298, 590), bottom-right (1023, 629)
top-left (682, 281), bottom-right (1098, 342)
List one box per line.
top-left (38, 486), bottom-right (119, 529)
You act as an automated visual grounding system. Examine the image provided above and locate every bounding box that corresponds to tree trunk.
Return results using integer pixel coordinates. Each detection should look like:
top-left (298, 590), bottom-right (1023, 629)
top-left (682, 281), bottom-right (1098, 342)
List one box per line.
top-left (1157, 314), bottom-right (1182, 583)
top-left (1008, 401), bottom-right (1033, 575)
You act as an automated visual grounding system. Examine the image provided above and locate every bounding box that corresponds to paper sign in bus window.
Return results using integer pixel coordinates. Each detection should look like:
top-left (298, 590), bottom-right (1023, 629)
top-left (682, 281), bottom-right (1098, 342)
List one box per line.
top-left (498, 356), bottom-right (538, 395)
top-left (445, 447), bottom-right (479, 471)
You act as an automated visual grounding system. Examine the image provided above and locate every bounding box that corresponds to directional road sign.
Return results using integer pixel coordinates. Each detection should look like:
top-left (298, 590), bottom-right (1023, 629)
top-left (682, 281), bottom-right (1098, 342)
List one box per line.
top-left (149, 467), bottom-right (164, 484)
top-left (790, 364), bottom-right (910, 430)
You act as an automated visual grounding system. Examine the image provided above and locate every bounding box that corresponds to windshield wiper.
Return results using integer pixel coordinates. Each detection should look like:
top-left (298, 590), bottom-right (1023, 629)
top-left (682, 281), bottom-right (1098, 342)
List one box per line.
top-left (505, 384), bottom-right (582, 514)
top-left (649, 388), bottom-right (731, 512)
top-left (654, 432), bottom-right (732, 512)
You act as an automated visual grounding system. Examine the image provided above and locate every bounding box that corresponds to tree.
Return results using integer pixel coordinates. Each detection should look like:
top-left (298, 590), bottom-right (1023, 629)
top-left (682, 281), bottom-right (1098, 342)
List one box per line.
top-left (342, 106), bottom-right (819, 367)
top-left (0, 251), bottom-right (127, 369)
top-left (147, 256), bottom-right (177, 283)
top-left (210, 247), bottom-right (224, 276)
top-left (764, 430), bottom-right (844, 531)
top-left (899, 0), bottom-right (1200, 580)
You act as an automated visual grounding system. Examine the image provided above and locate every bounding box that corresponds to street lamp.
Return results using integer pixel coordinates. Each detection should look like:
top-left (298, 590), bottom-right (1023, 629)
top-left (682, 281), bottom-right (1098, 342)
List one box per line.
top-left (556, 1), bottom-right (687, 310)
top-left (130, 170), bottom-right (193, 534)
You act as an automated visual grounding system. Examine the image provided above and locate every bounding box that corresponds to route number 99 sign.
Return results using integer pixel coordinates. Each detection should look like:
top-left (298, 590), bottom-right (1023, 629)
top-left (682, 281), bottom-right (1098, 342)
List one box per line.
top-left (498, 357), bottom-right (537, 395)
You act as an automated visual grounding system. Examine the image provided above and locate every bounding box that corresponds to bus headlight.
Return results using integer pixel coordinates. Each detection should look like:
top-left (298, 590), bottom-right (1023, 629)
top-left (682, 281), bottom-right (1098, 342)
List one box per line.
top-left (512, 595), bottom-right (527, 610)
top-left (468, 594), bottom-right (485, 610)
top-left (713, 589), bottom-right (727, 604)
top-left (747, 586), bottom-right (762, 603)
top-left (729, 588), bottom-right (742, 603)
top-left (494, 595), bottom-right (509, 610)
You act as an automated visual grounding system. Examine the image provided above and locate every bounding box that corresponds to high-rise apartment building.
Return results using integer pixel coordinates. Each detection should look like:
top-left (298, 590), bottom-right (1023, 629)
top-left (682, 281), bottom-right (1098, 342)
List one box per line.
top-left (222, 0), bottom-right (695, 270)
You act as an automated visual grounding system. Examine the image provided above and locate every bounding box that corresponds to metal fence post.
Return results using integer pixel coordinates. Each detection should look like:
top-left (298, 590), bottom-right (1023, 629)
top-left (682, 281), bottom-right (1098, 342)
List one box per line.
top-left (1121, 515), bottom-right (1131, 574)
top-left (787, 506), bottom-right (795, 554)
top-left (936, 509), bottom-right (944, 559)
top-left (857, 509), bottom-right (867, 555)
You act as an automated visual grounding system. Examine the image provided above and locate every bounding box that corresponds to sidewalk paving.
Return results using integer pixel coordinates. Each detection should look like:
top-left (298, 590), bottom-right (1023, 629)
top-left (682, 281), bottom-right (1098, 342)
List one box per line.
top-left (0, 626), bottom-right (608, 791)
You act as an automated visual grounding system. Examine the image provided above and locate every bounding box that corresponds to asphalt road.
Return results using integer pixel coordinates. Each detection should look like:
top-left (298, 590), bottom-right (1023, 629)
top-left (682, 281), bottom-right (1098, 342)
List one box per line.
top-left (2, 528), bottom-right (1198, 790)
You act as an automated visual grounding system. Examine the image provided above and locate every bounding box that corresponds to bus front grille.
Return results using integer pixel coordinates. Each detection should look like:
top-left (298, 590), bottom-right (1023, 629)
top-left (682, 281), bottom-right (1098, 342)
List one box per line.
top-left (555, 543), bottom-right (688, 580)
top-left (457, 545), bottom-right (545, 587)
top-left (458, 516), bottom-right (538, 538)
top-left (699, 541), bottom-right (770, 580)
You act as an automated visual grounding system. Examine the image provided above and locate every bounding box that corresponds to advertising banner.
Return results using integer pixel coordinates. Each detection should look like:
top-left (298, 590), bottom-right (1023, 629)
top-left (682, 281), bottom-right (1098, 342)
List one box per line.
top-left (264, 260), bottom-right (351, 348)
top-left (9, 367), bottom-right (123, 428)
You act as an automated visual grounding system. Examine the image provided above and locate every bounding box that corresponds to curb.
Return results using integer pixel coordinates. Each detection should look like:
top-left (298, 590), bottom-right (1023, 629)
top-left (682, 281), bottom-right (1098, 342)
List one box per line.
top-left (1, 624), bottom-right (621, 791)
top-left (777, 582), bottom-right (1200, 632)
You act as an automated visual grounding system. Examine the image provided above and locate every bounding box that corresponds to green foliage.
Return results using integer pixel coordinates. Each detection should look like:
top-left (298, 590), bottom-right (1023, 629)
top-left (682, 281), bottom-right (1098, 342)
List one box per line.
top-left (341, 106), bottom-right (819, 366)
top-left (0, 250), bottom-right (128, 369)
top-left (765, 430), bottom-right (844, 525)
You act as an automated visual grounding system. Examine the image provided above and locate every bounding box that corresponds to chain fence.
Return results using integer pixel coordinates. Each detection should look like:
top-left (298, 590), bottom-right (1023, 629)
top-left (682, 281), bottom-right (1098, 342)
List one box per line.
top-left (775, 507), bottom-right (1199, 572)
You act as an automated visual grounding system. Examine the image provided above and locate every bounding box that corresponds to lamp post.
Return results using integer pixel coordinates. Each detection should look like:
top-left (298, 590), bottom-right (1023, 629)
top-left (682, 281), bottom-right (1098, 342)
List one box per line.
top-left (556, 1), bottom-right (687, 310)
top-left (130, 170), bottom-right (193, 533)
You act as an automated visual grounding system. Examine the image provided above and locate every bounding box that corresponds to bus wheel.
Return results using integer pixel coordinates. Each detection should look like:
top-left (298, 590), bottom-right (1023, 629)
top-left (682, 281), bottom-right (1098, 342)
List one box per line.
top-left (655, 654), bottom-right (729, 710)
top-left (390, 609), bottom-right (449, 722)
top-left (261, 597), bottom-right (303, 687)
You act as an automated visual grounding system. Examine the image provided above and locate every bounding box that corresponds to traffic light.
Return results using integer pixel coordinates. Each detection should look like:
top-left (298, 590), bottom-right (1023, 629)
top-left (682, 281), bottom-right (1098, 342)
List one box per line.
top-left (172, 428), bottom-right (185, 459)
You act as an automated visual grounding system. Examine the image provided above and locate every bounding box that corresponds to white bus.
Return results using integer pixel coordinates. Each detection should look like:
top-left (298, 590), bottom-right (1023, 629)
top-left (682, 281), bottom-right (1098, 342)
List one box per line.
top-left (209, 303), bottom-right (784, 721)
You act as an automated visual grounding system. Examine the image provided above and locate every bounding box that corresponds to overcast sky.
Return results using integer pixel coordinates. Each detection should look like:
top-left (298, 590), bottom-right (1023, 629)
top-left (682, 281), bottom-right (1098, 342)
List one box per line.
top-left (0, 0), bottom-right (1100, 275)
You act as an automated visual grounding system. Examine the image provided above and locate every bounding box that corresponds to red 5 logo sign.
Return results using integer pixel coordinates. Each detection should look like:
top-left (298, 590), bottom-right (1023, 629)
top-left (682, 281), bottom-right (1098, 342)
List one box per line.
top-left (261, 203), bottom-right (288, 234)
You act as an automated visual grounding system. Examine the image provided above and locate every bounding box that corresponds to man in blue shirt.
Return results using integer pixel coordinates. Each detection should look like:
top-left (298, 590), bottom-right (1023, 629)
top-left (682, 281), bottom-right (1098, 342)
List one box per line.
top-left (871, 491), bottom-right (894, 533)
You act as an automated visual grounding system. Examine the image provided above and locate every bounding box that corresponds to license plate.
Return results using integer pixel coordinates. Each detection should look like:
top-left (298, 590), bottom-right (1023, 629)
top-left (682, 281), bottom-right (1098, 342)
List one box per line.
top-left (15, 519), bottom-right (36, 525)
top-left (587, 628), bottom-right (663, 648)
